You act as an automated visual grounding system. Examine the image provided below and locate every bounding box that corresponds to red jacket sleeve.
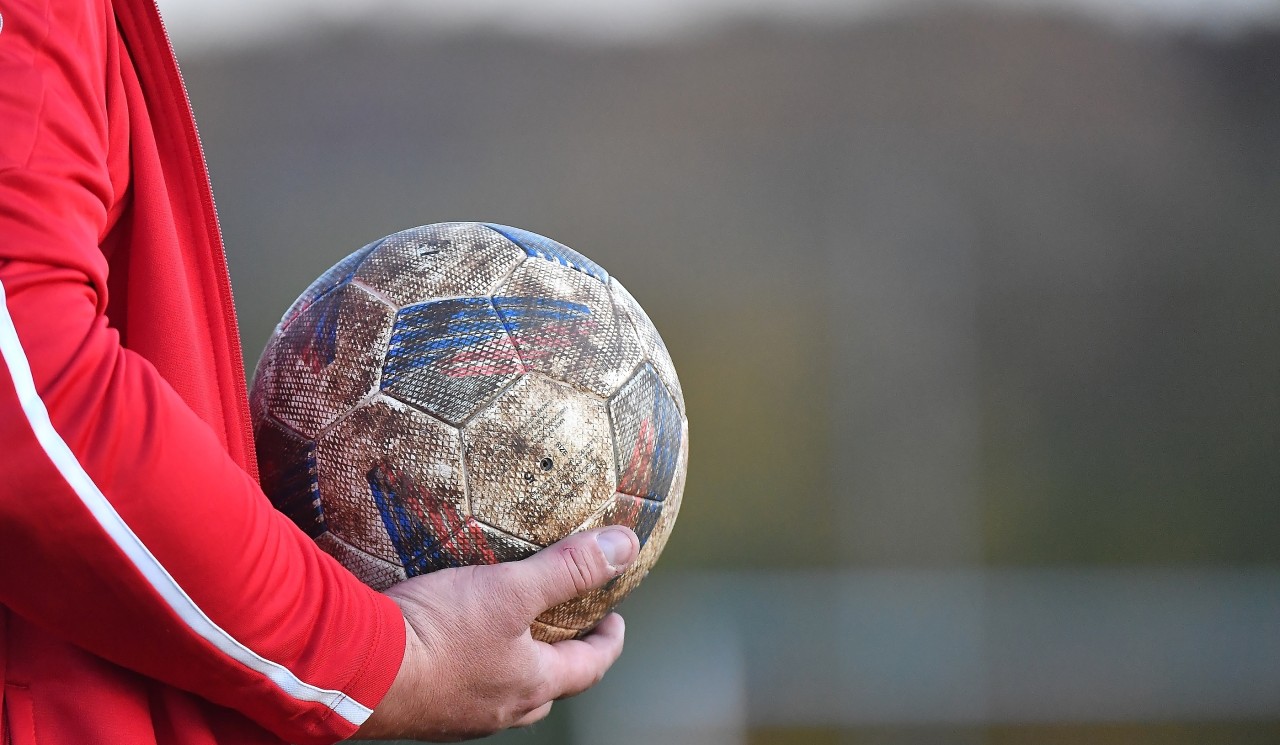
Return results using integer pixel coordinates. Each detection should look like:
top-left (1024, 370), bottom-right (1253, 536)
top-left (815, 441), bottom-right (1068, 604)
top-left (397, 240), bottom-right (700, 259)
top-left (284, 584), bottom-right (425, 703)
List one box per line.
top-left (0, 2), bottom-right (404, 743)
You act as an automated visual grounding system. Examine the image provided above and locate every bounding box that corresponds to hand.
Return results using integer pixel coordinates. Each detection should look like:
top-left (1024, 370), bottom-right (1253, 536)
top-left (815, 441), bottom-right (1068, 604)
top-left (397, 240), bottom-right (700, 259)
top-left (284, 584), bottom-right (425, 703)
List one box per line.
top-left (351, 526), bottom-right (641, 741)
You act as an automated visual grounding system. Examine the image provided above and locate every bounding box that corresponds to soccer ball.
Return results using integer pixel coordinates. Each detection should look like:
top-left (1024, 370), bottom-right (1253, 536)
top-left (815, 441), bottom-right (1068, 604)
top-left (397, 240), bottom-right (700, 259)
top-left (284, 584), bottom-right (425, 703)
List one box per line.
top-left (250, 223), bottom-right (687, 642)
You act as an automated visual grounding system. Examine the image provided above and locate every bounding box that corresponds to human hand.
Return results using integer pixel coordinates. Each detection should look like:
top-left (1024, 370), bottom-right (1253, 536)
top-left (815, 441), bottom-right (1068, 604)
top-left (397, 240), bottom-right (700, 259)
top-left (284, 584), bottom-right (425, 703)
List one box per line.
top-left (351, 526), bottom-right (640, 741)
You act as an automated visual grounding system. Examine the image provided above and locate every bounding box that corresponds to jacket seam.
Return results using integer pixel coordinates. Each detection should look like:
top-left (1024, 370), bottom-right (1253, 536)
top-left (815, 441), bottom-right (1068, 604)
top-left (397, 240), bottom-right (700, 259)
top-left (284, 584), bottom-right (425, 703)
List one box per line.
top-left (312, 601), bottom-right (391, 731)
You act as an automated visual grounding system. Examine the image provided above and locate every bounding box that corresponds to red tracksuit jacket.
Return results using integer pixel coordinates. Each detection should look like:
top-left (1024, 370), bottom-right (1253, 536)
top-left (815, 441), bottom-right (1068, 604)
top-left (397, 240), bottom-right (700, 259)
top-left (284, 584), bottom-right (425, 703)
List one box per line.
top-left (0, 1), bottom-right (405, 743)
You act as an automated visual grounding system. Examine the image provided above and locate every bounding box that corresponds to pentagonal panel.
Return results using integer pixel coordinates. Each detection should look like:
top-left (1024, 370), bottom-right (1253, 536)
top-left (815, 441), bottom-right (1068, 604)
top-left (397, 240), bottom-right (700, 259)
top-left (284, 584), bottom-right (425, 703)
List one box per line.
top-left (493, 260), bottom-right (643, 398)
top-left (354, 223), bottom-right (526, 307)
top-left (610, 278), bottom-right (685, 415)
top-left (254, 413), bottom-right (324, 537)
top-left (534, 425), bottom-right (687, 642)
top-left (316, 395), bottom-right (465, 567)
top-left (412, 520), bottom-right (539, 575)
top-left (610, 363), bottom-right (684, 502)
top-left (381, 298), bottom-right (524, 425)
top-left (484, 223), bottom-right (609, 283)
top-left (463, 374), bottom-right (614, 546)
top-left (251, 241), bottom-right (384, 421)
top-left (315, 531), bottom-right (407, 591)
top-left (262, 283), bottom-right (393, 438)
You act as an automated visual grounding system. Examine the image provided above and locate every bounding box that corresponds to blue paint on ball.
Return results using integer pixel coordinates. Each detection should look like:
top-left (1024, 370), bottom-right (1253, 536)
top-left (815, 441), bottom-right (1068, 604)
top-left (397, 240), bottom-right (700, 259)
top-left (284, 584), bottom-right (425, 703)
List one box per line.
top-left (382, 298), bottom-right (509, 387)
top-left (307, 290), bottom-right (344, 367)
top-left (256, 421), bottom-right (326, 537)
top-left (368, 463), bottom-right (446, 577)
top-left (633, 499), bottom-right (663, 546)
top-left (645, 378), bottom-right (682, 502)
top-left (492, 296), bottom-right (593, 337)
top-left (484, 224), bottom-right (609, 284)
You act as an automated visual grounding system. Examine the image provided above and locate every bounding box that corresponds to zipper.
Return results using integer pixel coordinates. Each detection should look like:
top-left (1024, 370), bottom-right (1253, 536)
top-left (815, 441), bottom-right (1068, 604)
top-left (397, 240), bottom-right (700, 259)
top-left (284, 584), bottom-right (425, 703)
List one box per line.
top-left (143, 0), bottom-right (260, 479)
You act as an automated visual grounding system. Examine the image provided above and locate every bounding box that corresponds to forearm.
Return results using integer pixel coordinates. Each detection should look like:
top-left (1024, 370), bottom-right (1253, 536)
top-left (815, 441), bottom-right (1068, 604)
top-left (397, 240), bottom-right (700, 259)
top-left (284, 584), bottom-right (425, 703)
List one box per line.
top-left (0, 263), bottom-right (405, 742)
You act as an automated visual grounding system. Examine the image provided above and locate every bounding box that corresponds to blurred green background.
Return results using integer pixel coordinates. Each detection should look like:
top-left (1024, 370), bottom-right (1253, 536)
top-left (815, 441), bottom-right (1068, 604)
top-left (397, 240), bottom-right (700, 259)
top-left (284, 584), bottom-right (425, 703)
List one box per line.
top-left (167, 1), bottom-right (1280, 742)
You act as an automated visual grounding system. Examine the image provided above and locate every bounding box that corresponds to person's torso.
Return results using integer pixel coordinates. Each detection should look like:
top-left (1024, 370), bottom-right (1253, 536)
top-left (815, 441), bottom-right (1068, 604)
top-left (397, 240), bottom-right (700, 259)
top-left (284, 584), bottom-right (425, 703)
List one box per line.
top-left (2, 2), bottom-right (269, 743)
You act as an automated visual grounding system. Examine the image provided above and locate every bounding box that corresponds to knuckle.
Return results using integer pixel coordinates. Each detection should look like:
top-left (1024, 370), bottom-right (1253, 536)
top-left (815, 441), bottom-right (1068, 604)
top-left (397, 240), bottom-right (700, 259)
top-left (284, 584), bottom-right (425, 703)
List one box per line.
top-left (529, 675), bottom-right (556, 706)
top-left (478, 564), bottom-right (536, 623)
top-left (517, 690), bottom-right (543, 715)
top-left (581, 661), bottom-right (606, 692)
top-left (506, 686), bottom-right (547, 725)
top-left (475, 562), bottom-right (515, 597)
top-left (559, 546), bottom-right (597, 596)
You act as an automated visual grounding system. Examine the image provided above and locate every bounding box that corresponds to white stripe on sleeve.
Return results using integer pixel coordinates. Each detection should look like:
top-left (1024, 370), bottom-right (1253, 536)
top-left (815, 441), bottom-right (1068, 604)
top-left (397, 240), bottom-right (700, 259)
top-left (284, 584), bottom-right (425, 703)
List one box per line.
top-left (0, 279), bottom-right (373, 727)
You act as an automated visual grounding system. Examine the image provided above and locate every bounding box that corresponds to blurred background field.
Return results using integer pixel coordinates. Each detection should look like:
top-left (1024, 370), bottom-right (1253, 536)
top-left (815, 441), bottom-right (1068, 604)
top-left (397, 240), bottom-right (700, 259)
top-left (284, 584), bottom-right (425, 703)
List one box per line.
top-left (162, 0), bottom-right (1280, 742)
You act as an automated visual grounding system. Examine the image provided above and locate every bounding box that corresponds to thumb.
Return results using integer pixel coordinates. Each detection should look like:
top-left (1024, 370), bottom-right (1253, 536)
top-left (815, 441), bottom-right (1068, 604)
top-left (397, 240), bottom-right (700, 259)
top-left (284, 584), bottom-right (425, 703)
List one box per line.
top-left (511, 526), bottom-right (640, 614)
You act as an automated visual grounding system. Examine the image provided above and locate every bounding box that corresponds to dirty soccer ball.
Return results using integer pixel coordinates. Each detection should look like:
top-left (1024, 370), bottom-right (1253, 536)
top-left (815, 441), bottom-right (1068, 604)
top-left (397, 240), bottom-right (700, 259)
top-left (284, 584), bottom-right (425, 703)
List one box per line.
top-left (250, 223), bottom-right (687, 642)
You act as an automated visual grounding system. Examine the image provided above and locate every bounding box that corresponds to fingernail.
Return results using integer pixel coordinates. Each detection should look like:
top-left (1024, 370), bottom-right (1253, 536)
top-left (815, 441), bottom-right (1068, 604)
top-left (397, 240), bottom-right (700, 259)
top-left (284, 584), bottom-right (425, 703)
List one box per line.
top-left (596, 529), bottom-right (635, 569)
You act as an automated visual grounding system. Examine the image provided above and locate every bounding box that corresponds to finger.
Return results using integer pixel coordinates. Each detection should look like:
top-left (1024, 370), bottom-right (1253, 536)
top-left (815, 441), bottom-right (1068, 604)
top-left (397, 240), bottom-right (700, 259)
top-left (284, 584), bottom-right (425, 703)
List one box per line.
top-left (512, 701), bottom-right (553, 728)
top-left (510, 527), bottom-right (640, 613)
top-left (540, 612), bottom-right (626, 699)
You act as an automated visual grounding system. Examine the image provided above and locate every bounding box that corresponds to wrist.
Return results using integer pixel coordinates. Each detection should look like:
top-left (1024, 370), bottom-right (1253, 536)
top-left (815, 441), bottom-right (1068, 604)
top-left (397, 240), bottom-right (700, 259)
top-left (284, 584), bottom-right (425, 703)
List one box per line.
top-left (352, 616), bottom-right (426, 739)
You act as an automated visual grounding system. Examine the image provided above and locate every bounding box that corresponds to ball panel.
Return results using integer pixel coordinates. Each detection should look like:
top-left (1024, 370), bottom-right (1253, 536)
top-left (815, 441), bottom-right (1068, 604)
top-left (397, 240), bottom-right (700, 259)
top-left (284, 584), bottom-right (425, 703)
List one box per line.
top-left (535, 427), bottom-right (686, 635)
top-left (264, 283), bottom-right (394, 438)
top-left (381, 297), bottom-right (524, 425)
top-left (354, 223), bottom-right (526, 307)
top-left (254, 414), bottom-right (324, 537)
top-left (493, 260), bottom-right (643, 398)
top-left (365, 457), bottom-right (466, 574)
top-left (315, 531), bottom-right (407, 592)
top-left (534, 495), bottom-right (669, 634)
top-left (483, 223), bottom-right (609, 284)
top-left (610, 278), bottom-right (685, 415)
top-left (316, 395), bottom-right (465, 566)
top-left (416, 520), bottom-right (539, 574)
top-left (463, 374), bottom-right (614, 546)
top-left (609, 363), bottom-right (684, 502)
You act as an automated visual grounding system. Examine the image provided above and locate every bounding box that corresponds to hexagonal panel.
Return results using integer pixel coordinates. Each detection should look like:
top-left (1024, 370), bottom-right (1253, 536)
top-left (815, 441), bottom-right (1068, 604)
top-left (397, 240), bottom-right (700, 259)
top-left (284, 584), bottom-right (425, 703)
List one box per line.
top-left (534, 426), bottom-right (687, 641)
top-left (254, 413), bottom-right (324, 537)
top-left (493, 260), bottom-right (643, 398)
top-left (484, 223), bottom-right (609, 283)
top-left (316, 395), bottom-right (465, 567)
top-left (315, 532), bottom-right (407, 591)
top-left (609, 363), bottom-right (685, 502)
top-left (261, 283), bottom-right (393, 438)
top-left (610, 278), bottom-right (685, 415)
top-left (381, 297), bottom-right (524, 425)
top-left (463, 374), bottom-right (614, 546)
top-left (354, 223), bottom-right (526, 307)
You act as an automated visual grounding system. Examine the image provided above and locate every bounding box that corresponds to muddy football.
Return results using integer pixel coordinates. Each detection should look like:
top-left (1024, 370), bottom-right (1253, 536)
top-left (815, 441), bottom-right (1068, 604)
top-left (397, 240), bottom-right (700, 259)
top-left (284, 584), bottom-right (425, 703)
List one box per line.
top-left (250, 223), bottom-right (687, 641)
